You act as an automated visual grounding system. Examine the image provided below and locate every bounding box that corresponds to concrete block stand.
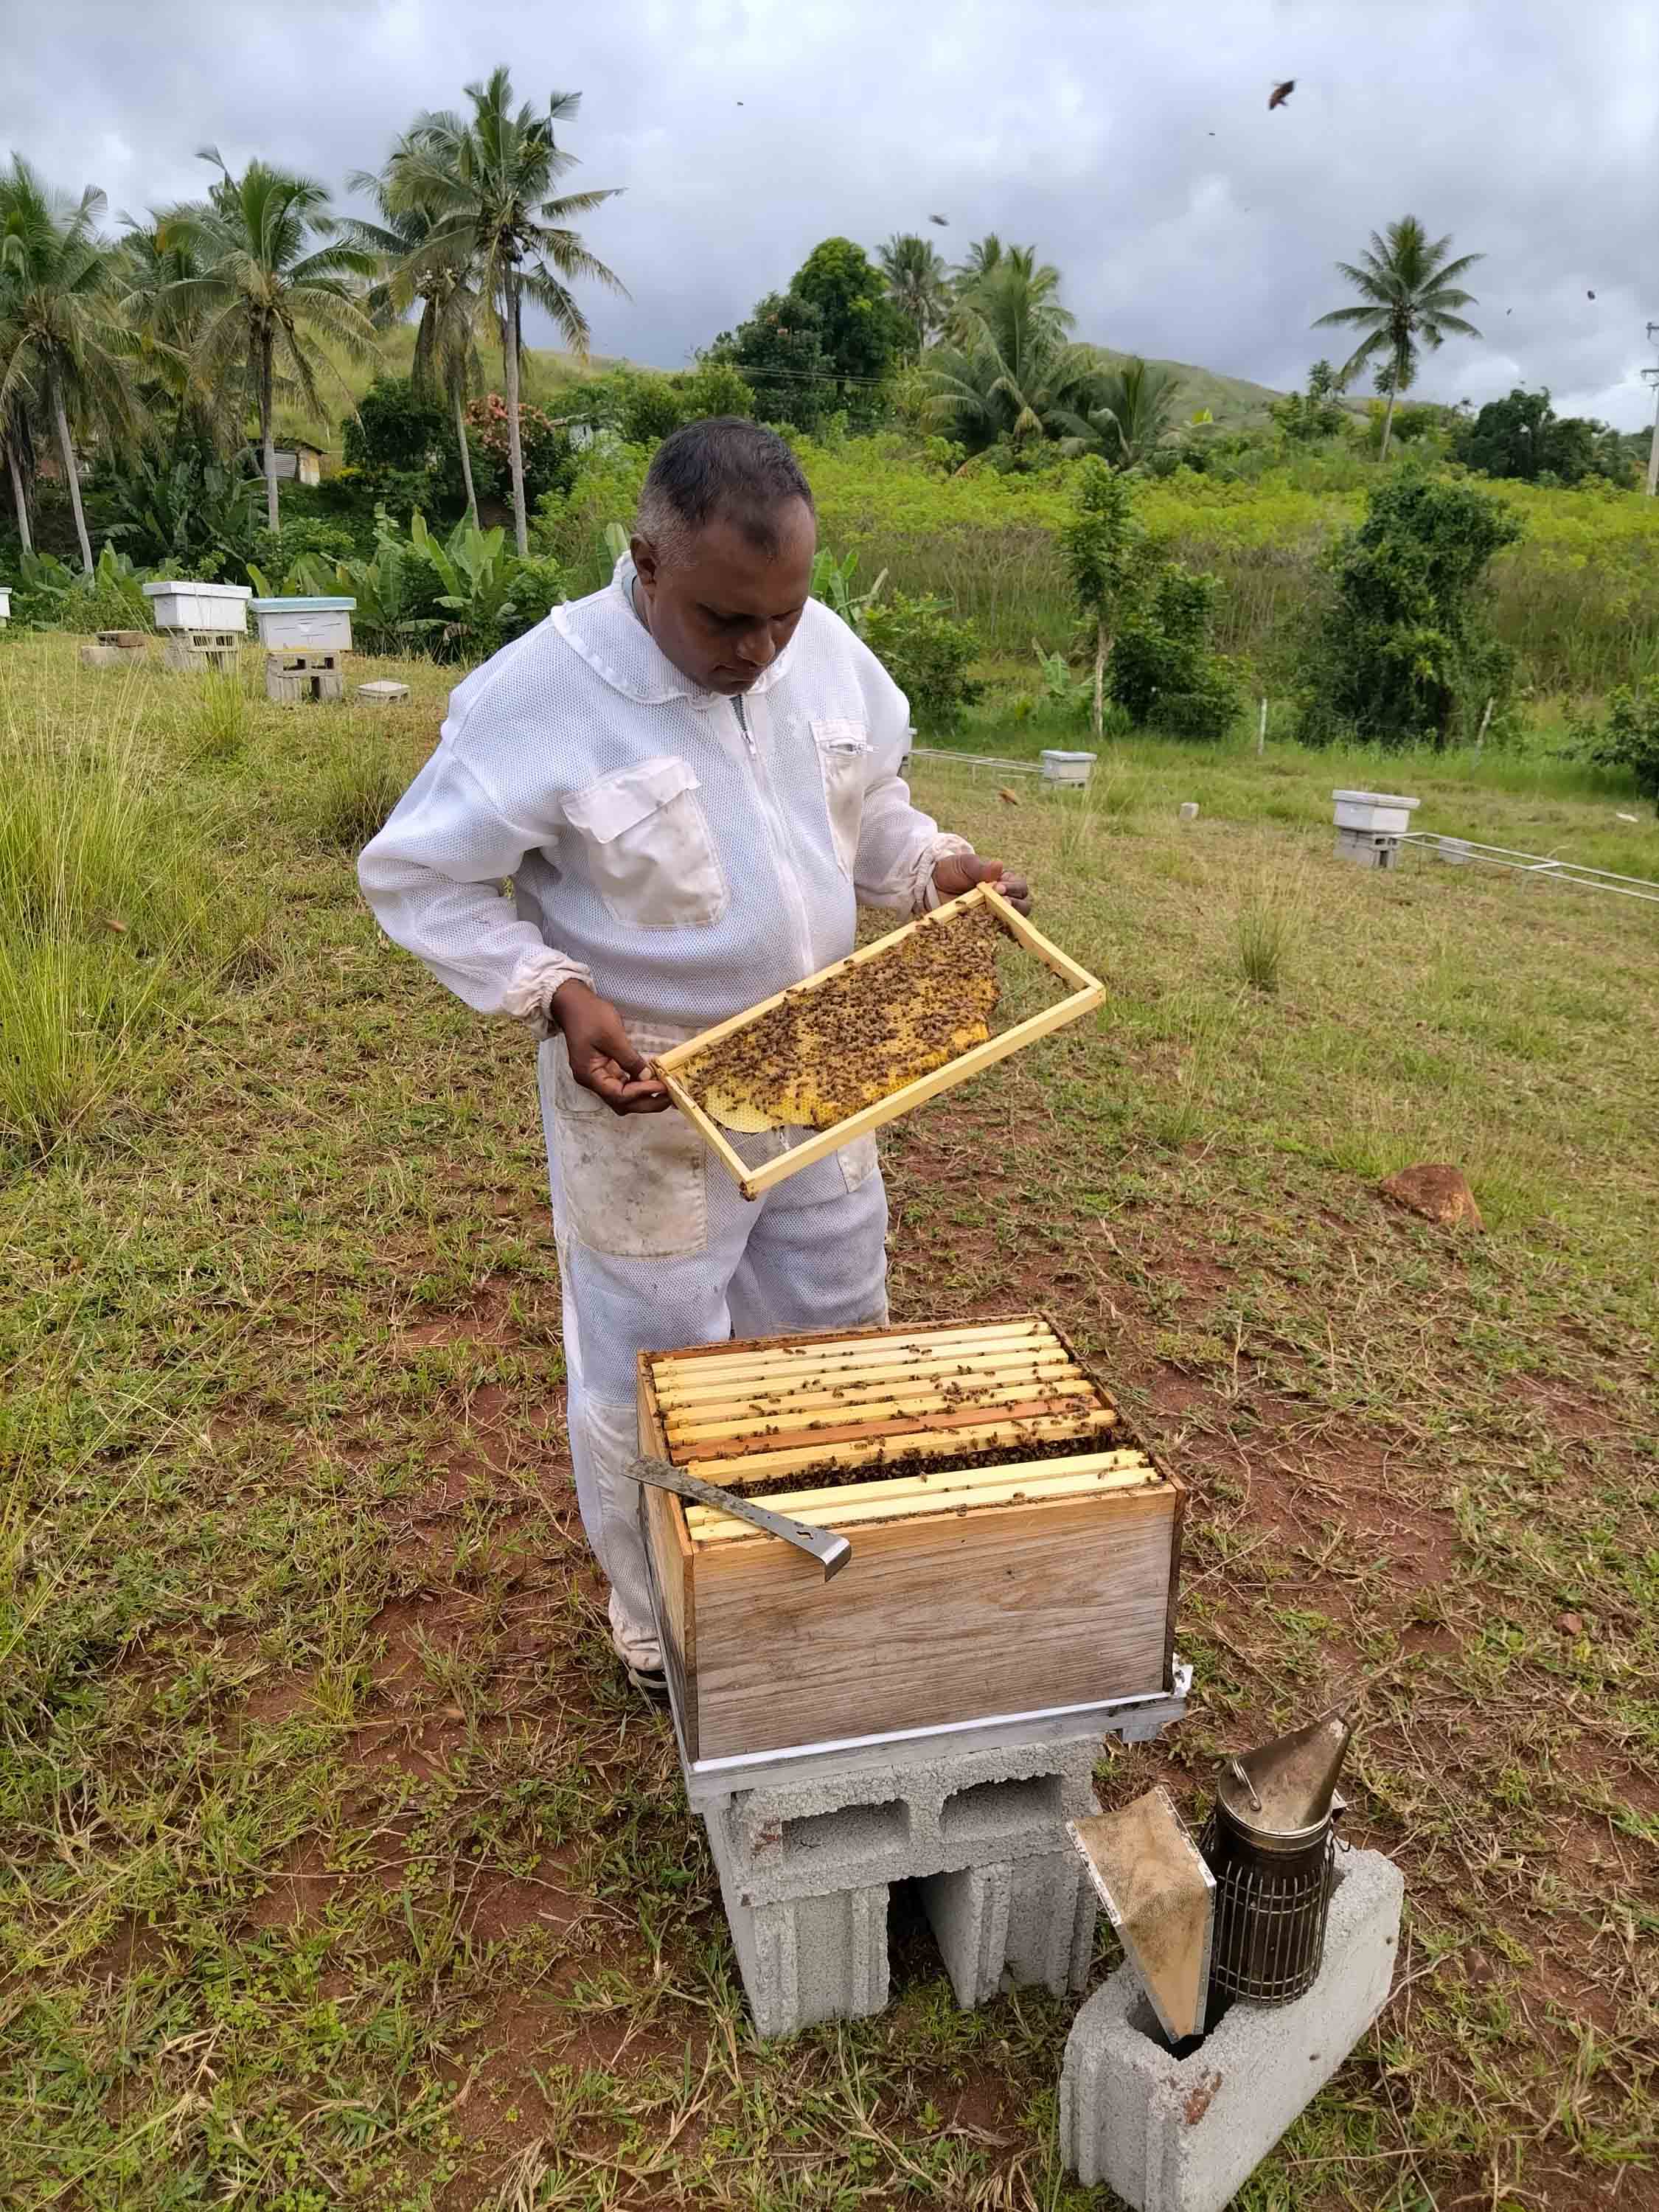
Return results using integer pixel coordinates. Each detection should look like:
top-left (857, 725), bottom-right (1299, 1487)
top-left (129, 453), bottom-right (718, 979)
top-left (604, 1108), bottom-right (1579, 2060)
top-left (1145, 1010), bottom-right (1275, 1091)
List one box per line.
top-left (1060, 1848), bottom-right (1402, 2212)
top-left (702, 1731), bottom-right (1106, 2037)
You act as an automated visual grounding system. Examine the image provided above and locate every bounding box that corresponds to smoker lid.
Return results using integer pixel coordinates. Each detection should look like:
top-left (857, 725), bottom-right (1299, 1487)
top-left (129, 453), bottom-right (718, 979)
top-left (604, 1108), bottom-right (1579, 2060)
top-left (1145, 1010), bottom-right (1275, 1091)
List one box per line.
top-left (1217, 1708), bottom-right (1352, 1843)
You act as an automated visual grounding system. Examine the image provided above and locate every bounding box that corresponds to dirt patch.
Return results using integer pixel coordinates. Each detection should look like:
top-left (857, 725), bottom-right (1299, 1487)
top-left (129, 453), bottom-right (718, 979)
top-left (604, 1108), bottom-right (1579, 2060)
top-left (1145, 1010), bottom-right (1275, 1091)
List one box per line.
top-left (248, 1836), bottom-right (345, 1930)
top-left (393, 1276), bottom-right (527, 1350)
top-left (245, 1667), bottom-right (321, 1723)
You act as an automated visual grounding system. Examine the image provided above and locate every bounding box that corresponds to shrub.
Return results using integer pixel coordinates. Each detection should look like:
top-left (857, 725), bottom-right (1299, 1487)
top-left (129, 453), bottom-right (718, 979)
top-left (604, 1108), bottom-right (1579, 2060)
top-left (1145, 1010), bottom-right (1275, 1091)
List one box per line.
top-left (243, 517), bottom-right (361, 589)
top-left (1574, 678), bottom-right (1659, 814)
top-left (465, 393), bottom-right (574, 507)
top-left (575, 361), bottom-right (759, 451)
top-left (1110, 566), bottom-right (1245, 741)
top-left (9, 547), bottom-right (153, 633)
top-left (1295, 473), bottom-right (1523, 750)
top-left (92, 448), bottom-right (261, 574)
top-left (860, 591), bottom-right (983, 731)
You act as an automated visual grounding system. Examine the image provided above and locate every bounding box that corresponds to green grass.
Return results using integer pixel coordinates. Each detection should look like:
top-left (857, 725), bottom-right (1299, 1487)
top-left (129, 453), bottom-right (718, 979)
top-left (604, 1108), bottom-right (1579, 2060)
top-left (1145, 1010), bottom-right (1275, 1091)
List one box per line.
top-left (2, 636), bottom-right (1656, 2208)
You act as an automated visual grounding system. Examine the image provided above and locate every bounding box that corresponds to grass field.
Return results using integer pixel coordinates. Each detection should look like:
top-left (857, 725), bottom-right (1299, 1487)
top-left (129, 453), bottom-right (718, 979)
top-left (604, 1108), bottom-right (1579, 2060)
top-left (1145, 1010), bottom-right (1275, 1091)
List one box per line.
top-left (2, 633), bottom-right (1656, 2211)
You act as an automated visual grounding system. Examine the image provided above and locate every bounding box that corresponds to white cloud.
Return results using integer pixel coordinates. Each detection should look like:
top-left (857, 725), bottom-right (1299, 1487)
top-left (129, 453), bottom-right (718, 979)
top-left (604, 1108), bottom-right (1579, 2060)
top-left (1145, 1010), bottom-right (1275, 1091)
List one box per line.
top-left (1, 0), bottom-right (1655, 425)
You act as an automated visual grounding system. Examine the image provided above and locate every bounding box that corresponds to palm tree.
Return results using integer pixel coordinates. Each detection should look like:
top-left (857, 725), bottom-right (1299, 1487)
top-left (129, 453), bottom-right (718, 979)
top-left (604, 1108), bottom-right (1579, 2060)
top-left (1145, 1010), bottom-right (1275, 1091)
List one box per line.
top-left (0, 157), bottom-right (139, 571)
top-left (116, 218), bottom-right (239, 459)
top-left (383, 68), bottom-right (625, 554)
top-left (878, 234), bottom-right (950, 352)
top-left (1314, 216), bottom-right (1481, 461)
top-left (951, 236), bottom-right (1063, 310)
top-left (344, 166), bottom-right (487, 524)
top-left (922, 260), bottom-right (1098, 455)
top-left (1062, 357), bottom-right (1180, 470)
top-left (160, 151), bottom-right (378, 530)
top-left (1, 392), bottom-right (36, 554)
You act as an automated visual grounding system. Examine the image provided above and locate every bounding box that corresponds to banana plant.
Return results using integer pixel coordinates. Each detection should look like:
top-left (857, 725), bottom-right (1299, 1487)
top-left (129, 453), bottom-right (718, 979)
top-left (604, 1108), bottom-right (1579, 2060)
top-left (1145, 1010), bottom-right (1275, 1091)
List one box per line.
top-left (411, 512), bottom-right (523, 636)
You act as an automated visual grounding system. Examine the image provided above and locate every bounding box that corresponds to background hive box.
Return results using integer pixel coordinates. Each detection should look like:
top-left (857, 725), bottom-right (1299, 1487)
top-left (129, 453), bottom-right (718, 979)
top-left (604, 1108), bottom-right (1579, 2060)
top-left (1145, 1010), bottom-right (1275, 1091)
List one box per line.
top-left (638, 1315), bottom-right (1184, 1764)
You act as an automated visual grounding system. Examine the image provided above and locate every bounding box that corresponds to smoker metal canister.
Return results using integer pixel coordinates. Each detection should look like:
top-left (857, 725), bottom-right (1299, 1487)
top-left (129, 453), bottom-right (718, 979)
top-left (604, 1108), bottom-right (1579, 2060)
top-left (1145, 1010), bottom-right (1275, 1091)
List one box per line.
top-left (1201, 1709), bottom-right (1352, 2008)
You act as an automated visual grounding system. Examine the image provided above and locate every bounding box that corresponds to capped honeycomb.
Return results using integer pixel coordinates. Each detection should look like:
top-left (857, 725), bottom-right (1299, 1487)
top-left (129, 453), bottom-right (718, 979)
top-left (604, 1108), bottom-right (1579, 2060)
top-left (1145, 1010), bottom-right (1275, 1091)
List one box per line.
top-left (680, 900), bottom-right (1003, 1133)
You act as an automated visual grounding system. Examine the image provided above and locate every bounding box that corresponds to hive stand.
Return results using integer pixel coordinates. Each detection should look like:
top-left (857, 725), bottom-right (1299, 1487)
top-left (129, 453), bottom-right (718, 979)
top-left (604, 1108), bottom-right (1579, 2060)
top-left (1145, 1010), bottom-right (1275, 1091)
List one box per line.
top-left (658, 1556), bottom-right (1192, 2037)
top-left (265, 649), bottom-right (344, 703)
top-left (1333, 827), bottom-right (1402, 870)
top-left (162, 630), bottom-right (242, 675)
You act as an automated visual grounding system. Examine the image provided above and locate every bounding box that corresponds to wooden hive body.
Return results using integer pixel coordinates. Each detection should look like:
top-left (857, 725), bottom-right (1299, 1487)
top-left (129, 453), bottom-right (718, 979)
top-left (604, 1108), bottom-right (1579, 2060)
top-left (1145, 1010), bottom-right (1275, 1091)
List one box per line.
top-left (637, 1315), bottom-right (1184, 1764)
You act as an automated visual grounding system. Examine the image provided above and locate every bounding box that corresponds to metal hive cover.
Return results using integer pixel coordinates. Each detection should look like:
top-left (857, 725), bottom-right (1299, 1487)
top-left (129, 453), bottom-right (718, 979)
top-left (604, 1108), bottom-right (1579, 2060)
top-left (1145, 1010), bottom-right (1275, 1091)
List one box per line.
top-left (1068, 1787), bottom-right (1215, 2044)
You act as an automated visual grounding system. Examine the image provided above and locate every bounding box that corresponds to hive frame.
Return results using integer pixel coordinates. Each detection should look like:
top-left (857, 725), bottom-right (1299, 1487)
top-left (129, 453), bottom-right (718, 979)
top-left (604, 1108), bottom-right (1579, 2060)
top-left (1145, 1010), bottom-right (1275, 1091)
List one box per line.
top-left (650, 885), bottom-right (1105, 1201)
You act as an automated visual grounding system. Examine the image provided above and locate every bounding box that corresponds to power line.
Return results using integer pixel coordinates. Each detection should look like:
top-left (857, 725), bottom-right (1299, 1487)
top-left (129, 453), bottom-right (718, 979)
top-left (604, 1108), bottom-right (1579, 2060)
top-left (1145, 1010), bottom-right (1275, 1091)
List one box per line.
top-left (1644, 321), bottom-right (1659, 498)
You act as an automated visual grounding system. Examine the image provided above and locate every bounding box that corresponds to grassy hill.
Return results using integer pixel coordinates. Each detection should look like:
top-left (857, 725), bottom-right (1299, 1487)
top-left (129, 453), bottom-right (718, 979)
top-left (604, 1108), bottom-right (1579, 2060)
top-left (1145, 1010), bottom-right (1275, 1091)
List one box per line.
top-left (1086, 344), bottom-right (1292, 428)
top-left (286, 318), bottom-right (1298, 453)
top-left (281, 328), bottom-right (631, 454)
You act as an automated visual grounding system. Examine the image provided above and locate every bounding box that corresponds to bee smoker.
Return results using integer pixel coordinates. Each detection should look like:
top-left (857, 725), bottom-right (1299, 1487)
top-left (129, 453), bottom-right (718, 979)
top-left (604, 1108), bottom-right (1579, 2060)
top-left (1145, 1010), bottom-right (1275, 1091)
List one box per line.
top-left (1200, 1707), bottom-right (1353, 2012)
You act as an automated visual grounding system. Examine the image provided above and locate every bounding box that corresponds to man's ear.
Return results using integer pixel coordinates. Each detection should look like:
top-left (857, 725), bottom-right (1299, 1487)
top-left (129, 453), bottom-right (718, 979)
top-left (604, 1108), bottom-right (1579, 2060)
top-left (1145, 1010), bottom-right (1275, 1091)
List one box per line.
top-left (630, 533), bottom-right (659, 591)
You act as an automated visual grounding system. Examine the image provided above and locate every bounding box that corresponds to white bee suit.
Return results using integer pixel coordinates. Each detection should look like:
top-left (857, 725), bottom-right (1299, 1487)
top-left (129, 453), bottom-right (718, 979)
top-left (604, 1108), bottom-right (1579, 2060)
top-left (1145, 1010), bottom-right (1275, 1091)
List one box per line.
top-left (359, 557), bottom-right (972, 1648)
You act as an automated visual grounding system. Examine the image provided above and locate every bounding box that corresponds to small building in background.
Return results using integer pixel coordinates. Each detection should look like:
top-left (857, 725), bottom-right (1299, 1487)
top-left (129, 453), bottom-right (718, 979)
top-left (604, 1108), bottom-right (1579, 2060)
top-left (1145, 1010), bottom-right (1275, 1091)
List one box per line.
top-left (270, 439), bottom-right (326, 487)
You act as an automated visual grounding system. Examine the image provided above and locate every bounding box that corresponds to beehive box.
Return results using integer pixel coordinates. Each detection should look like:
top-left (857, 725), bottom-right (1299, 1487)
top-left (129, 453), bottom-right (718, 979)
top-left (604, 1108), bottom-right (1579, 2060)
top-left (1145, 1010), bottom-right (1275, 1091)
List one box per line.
top-left (638, 1315), bottom-right (1184, 1764)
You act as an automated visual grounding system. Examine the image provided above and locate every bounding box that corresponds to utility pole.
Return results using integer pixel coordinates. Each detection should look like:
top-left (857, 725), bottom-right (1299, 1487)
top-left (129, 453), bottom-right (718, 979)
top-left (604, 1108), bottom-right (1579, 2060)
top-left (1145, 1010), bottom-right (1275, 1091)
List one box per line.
top-left (1646, 322), bottom-right (1659, 496)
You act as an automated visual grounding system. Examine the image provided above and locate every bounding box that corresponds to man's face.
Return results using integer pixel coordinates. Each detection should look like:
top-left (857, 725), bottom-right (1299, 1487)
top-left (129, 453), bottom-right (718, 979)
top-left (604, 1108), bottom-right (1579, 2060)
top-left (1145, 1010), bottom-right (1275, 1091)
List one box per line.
top-left (631, 501), bottom-right (817, 696)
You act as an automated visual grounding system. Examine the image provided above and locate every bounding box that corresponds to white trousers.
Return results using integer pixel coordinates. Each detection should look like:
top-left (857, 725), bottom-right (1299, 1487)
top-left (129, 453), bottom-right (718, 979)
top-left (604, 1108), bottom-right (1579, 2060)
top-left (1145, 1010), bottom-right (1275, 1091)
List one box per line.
top-left (538, 1035), bottom-right (890, 1641)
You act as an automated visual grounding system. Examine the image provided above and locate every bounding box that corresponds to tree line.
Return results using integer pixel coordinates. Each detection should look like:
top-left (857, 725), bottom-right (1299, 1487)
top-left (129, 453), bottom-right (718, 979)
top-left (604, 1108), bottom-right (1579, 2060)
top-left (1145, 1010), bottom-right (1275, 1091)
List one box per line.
top-left (3, 73), bottom-right (1646, 597)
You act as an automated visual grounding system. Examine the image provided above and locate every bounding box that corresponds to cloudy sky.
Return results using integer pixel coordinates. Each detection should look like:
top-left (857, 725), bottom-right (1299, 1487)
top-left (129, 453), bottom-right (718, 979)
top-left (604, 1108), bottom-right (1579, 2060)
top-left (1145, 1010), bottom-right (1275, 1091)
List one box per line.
top-left (6, 0), bottom-right (1657, 427)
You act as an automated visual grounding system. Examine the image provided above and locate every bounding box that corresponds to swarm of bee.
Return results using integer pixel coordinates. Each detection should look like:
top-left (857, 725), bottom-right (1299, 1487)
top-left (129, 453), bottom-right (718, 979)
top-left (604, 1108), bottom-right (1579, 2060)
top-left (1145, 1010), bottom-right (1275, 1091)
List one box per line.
top-left (681, 901), bottom-right (1004, 1133)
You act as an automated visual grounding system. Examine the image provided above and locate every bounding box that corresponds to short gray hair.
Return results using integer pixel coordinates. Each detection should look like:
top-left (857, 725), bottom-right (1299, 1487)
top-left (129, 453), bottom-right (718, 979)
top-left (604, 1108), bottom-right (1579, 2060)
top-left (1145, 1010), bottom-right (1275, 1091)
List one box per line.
top-left (636, 417), bottom-right (815, 567)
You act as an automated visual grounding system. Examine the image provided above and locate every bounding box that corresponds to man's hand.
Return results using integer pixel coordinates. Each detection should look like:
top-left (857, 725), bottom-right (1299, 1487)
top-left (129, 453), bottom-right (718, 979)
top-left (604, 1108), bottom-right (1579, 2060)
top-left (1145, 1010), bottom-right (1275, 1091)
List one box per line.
top-left (932, 852), bottom-right (1033, 915)
top-left (550, 981), bottom-right (671, 1115)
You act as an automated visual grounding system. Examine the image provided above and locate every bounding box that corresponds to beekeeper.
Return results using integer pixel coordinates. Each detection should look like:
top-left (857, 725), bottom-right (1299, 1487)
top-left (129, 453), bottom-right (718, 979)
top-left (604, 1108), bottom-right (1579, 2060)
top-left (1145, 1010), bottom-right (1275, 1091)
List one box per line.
top-left (359, 417), bottom-right (1029, 1696)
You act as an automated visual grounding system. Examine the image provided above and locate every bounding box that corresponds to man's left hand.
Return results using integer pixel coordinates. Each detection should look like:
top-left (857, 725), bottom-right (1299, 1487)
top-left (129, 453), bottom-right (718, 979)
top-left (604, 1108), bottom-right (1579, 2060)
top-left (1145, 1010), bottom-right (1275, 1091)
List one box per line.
top-left (932, 853), bottom-right (1033, 915)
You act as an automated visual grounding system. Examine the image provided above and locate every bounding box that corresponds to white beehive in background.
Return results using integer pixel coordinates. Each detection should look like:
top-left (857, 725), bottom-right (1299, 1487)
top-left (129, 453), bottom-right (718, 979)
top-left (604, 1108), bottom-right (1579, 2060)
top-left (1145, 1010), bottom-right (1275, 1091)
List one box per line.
top-left (142, 581), bottom-right (251, 633)
top-left (251, 597), bottom-right (355, 652)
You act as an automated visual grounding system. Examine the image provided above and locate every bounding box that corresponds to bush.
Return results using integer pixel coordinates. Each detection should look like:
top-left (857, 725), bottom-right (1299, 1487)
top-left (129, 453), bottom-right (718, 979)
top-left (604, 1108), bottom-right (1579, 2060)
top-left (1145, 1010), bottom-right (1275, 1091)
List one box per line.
top-left (465, 393), bottom-right (574, 507)
top-left (91, 448), bottom-right (262, 574)
top-left (7, 547), bottom-right (153, 633)
top-left (243, 517), bottom-right (362, 590)
top-left (343, 377), bottom-right (476, 521)
top-left (860, 592), bottom-right (983, 731)
top-left (1574, 678), bottom-right (1659, 814)
top-left (1109, 565), bottom-right (1245, 741)
top-left (264, 509), bottom-right (567, 660)
top-left (1295, 473), bottom-right (1523, 750)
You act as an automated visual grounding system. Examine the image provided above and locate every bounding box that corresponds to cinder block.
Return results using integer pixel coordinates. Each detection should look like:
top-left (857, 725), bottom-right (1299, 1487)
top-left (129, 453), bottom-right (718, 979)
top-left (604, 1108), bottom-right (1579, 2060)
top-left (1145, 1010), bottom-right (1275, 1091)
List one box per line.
top-left (1004, 1851), bottom-right (1096, 1997)
top-left (1333, 827), bottom-right (1400, 871)
top-left (80, 644), bottom-right (125, 669)
top-left (1060, 1848), bottom-right (1402, 2212)
top-left (706, 1801), bottom-right (888, 2038)
top-left (715, 1732), bottom-right (1101, 1907)
top-left (921, 1863), bottom-right (1009, 2007)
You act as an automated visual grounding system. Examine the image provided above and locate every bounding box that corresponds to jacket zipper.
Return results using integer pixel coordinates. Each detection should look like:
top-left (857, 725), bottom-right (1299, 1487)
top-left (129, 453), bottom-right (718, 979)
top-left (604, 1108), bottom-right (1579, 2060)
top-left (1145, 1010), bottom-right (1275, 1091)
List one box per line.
top-left (733, 690), bottom-right (815, 1012)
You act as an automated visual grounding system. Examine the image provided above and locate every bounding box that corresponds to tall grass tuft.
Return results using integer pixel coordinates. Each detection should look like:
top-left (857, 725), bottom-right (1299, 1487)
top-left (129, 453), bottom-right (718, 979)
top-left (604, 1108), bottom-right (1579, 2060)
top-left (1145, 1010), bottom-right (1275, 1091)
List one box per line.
top-left (194, 668), bottom-right (251, 762)
top-left (1234, 872), bottom-right (1302, 993)
top-left (0, 658), bottom-right (251, 1154)
top-left (310, 734), bottom-right (408, 853)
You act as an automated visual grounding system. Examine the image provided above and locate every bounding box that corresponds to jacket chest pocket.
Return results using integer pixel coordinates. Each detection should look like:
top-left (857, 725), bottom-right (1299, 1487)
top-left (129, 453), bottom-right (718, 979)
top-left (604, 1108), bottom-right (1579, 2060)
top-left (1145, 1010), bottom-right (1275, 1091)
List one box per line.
top-left (563, 756), bottom-right (729, 929)
top-left (811, 720), bottom-right (870, 877)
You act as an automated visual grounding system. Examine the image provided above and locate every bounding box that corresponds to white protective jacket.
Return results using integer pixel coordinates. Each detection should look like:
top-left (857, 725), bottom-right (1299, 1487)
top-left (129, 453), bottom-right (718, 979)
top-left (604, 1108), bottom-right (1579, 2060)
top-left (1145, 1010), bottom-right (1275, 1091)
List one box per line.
top-left (358, 556), bottom-right (973, 1041)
